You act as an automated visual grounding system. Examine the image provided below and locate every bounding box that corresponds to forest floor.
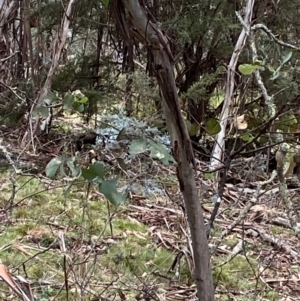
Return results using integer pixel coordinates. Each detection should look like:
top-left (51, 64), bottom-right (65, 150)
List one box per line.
top-left (0, 121), bottom-right (299, 301)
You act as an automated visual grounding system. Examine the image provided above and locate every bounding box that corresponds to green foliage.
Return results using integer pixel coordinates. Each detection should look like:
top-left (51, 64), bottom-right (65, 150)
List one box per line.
top-left (82, 161), bottom-right (105, 182)
top-left (238, 63), bottom-right (261, 75)
top-left (205, 118), bottom-right (221, 135)
top-left (99, 178), bottom-right (126, 206)
top-left (101, 0), bottom-right (110, 7)
top-left (213, 255), bottom-right (258, 290)
top-left (129, 138), bottom-right (175, 165)
top-left (63, 90), bottom-right (89, 113)
top-left (45, 154), bottom-right (81, 179)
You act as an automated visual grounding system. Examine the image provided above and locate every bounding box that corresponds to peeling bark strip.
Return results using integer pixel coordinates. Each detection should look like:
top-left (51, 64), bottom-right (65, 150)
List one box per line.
top-left (210, 0), bottom-right (255, 172)
top-left (120, 1), bottom-right (215, 300)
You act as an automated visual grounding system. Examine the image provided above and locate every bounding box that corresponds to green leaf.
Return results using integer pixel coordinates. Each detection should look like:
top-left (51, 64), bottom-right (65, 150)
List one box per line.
top-left (188, 123), bottom-right (200, 137)
top-left (75, 103), bottom-right (85, 113)
top-left (258, 135), bottom-right (269, 144)
top-left (63, 94), bottom-right (75, 110)
top-left (66, 160), bottom-right (81, 177)
top-left (148, 140), bottom-right (174, 165)
top-left (117, 128), bottom-right (127, 141)
top-left (240, 133), bottom-right (251, 141)
top-left (238, 64), bottom-right (257, 75)
top-left (32, 105), bottom-right (49, 119)
top-left (99, 178), bottom-right (126, 205)
top-left (282, 51), bottom-right (292, 64)
top-left (205, 118), bottom-right (221, 135)
top-left (75, 96), bottom-right (88, 104)
top-left (129, 139), bottom-right (148, 154)
top-left (59, 163), bottom-right (66, 177)
top-left (43, 91), bottom-right (58, 105)
top-left (45, 157), bottom-right (63, 179)
top-left (101, 0), bottom-right (110, 7)
top-left (82, 162), bottom-right (105, 182)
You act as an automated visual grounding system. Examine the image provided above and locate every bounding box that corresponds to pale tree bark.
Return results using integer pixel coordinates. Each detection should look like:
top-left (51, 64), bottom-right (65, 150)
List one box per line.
top-left (22, 0), bottom-right (77, 148)
top-left (119, 1), bottom-right (214, 300)
top-left (0, 0), bottom-right (18, 92)
top-left (209, 0), bottom-right (255, 172)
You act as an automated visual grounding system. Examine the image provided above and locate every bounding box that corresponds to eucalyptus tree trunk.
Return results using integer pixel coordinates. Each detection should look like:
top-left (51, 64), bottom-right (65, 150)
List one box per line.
top-left (0, 0), bottom-right (18, 92)
top-left (22, 0), bottom-right (77, 146)
top-left (117, 1), bottom-right (215, 300)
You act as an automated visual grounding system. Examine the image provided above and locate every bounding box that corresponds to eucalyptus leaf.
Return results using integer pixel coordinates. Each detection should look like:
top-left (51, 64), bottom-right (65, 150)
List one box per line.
top-left (129, 139), bottom-right (148, 154)
top-left (99, 178), bottom-right (126, 205)
top-left (206, 118), bottom-right (221, 135)
top-left (148, 140), bottom-right (174, 165)
top-left (188, 123), bottom-right (200, 137)
top-left (238, 64), bottom-right (256, 75)
top-left (45, 157), bottom-right (63, 179)
top-left (75, 96), bottom-right (88, 104)
top-left (32, 106), bottom-right (49, 119)
top-left (82, 162), bottom-right (105, 182)
top-left (240, 133), bottom-right (251, 142)
top-left (117, 128), bottom-right (127, 141)
top-left (43, 91), bottom-right (58, 105)
top-left (282, 51), bottom-right (292, 64)
top-left (63, 94), bottom-right (75, 110)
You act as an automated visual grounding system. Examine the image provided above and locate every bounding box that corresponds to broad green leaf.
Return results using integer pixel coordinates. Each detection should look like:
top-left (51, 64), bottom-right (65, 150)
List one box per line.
top-left (43, 91), bottom-right (58, 105)
top-left (238, 64), bottom-right (256, 75)
top-left (99, 178), bottom-right (126, 206)
top-left (188, 123), bottom-right (200, 137)
top-left (59, 163), bottom-right (66, 177)
top-left (75, 103), bottom-right (85, 113)
top-left (240, 133), bottom-right (251, 141)
top-left (205, 118), bottom-right (221, 135)
top-left (117, 128), bottom-right (127, 141)
top-left (74, 96), bottom-right (88, 104)
top-left (63, 94), bottom-right (75, 110)
top-left (82, 162), bottom-right (105, 182)
top-left (66, 160), bottom-right (81, 177)
top-left (45, 157), bottom-right (63, 179)
top-left (148, 140), bottom-right (174, 165)
top-left (129, 139), bottom-right (148, 154)
top-left (101, 0), bottom-right (110, 7)
top-left (32, 105), bottom-right (49, 119)
top-left (258, 135), bottom-right (269, 144)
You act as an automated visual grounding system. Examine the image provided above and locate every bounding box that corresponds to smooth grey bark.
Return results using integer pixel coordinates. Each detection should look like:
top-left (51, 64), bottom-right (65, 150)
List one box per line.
top-left (121, 1), bottom-right (215, 300)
